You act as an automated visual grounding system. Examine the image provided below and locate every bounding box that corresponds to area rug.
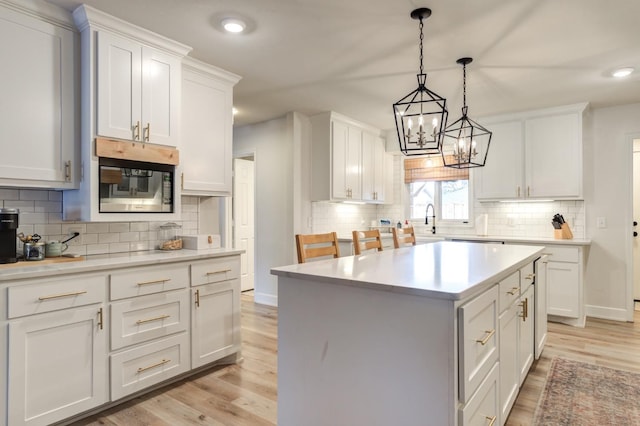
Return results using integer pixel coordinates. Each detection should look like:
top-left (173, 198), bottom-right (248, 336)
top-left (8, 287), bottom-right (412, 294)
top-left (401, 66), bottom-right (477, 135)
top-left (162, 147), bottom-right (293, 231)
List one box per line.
top-left (533, 357), bottom-right (640, 425)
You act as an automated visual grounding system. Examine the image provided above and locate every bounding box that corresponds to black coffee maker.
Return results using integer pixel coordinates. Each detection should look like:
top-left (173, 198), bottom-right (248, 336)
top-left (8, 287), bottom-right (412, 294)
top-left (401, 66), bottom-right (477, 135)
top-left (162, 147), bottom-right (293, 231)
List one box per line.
top-left (0, 208), bottom-right (19, 263)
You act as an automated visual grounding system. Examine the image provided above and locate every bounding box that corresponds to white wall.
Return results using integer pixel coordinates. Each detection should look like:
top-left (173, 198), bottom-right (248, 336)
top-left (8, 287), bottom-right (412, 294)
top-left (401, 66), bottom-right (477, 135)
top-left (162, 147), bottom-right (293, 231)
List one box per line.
top-left (585, 103), bottom-right (640, 320)
top-left (233, 112), bottom-right (311, 306)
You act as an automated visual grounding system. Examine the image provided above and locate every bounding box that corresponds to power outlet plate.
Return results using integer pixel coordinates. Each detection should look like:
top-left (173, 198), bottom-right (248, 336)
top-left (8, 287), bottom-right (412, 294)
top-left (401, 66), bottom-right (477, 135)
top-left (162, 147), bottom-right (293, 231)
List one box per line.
top-left (597, 217), bottom-right (607, 228)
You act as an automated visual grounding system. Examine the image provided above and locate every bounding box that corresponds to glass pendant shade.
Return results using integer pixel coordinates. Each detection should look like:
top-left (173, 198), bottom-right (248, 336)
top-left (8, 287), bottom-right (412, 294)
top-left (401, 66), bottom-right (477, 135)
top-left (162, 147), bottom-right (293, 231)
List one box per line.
top-left (394, 8), bottom-right (448, 156)
top-left (442, 57), bottom-right (492, 168)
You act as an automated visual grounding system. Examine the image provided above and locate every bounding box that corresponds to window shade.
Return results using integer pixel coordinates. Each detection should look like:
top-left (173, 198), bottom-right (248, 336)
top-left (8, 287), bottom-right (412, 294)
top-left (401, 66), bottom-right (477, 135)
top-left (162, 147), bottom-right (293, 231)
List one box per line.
top-left (404, 156), bottom-right (469, 183)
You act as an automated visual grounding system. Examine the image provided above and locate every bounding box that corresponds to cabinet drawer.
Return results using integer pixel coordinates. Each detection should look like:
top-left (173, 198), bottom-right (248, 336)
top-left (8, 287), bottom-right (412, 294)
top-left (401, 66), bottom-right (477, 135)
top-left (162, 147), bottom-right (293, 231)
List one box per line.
top-left (110, 290), bottom-right (189, 350)
top-left (8, 274), bottom-right (105, 319)
top-left (110, 263), bottom-right (189, 300)
top-left (546, 246), bottom-right (579, 263)
top-left (191, 256), bottom-right (240, 286)
top-left (458, 285), bottom-right (499, 404)
top-left (520, 262), bottom-right (535, 292)
top-left (498, 271), bottom-right (520, 314)
top-left (111, 332), bottom-right (190, 401)
top-left (459, 362), bottom-right (499, 426)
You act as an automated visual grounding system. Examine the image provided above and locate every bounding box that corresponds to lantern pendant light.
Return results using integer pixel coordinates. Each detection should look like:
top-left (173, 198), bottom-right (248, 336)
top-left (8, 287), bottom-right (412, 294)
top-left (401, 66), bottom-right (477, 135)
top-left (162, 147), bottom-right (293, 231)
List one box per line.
top-left (442, 57), bottom-right (492, 168)
top-left (393, 8), bottom-right (448, 156)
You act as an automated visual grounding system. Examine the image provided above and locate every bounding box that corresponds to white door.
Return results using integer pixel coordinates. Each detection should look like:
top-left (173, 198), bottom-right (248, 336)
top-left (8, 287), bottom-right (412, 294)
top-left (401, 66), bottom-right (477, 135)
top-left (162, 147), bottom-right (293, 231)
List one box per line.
top-left (233, 158), bottom-right (255, 291)
top-left (633, 140), bottom-right (640, 300)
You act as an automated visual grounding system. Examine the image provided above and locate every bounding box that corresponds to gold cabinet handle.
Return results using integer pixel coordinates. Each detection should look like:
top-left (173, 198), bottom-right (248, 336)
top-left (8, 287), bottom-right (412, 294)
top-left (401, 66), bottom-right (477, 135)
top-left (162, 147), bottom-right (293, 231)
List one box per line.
top-left (517, 186), bottom-right (520, 197)
top-left (64, 160), bottom-right (71, 182)
top-left (525, 273), bottom-right (535, 280)
top-left (519, 298), bottom-right (529, 321)
top-left (181, 172), bottom-right (184, 190)
top-left (486, 415), bottom-right (497, 426)
top-left (195, 289), bottom-right (200, 308)
top-left (98, 307), bottom-right (104, 330)
top-left (137, 279), bottom-right (171, 286)
top-left (38, 290), bottom-right (87, 301)
top-left (475, 329), bottom-right (495, 346)
top-left (133, 121), bottom-right (140, 140)
top-left (136, 314), bottom-right (170, 325)
top-left (527, 186), bottom-right (531, 197)
top-left (506, 286), bottom-right (519, 296)
top-left (137, 358), bottom-right (170, 373)
top-left (144, 122), bottom-right (150, 141)
top-left (206, 269), bottom-right (231, 275)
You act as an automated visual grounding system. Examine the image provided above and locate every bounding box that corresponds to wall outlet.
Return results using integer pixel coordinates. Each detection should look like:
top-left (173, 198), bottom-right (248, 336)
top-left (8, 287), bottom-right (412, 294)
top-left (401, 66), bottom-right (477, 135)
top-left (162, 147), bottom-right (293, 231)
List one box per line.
top-left (597, 217), bottom-right (607, 229)
top-left (65, 227), bottom-right (84, 246)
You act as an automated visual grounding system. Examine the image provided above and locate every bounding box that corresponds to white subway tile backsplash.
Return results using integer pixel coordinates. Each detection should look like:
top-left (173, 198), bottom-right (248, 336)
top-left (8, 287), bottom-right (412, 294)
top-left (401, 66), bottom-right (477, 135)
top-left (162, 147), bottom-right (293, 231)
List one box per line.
top-left (130, 222), bottom-right (149, 232)
top-left (20, 212), bottom-right (47, 225)
top-left (109, 223), bottom-right (130, 233)
top-left (109, 242), bottom-right (130, 253)
top-left (86, 244), bottom-right (109, 255)
top-left (0, 189), bottom-right (20, 200)
top-left (98, 232), bottom-right (120, 244)
top-left (19, 190), bottom-right (49, 201)
top-left (87, 223), bottom-right (110, 233)
top-left (118, 232), bottom-right (140, 242)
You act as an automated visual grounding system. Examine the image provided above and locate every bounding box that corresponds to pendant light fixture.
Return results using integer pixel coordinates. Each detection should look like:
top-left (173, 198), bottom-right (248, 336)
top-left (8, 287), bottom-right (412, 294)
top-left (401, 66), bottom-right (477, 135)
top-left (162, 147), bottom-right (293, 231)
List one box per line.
top-left (393, 8), bottom-right (448, 156)
top-left (442, 57), bottom-right (492, 168)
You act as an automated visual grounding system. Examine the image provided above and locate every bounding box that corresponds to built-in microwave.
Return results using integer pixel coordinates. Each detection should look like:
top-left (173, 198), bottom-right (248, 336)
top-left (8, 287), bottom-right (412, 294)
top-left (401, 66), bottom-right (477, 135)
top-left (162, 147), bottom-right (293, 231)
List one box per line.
top-left (98, 158), bottom-right (174, 213)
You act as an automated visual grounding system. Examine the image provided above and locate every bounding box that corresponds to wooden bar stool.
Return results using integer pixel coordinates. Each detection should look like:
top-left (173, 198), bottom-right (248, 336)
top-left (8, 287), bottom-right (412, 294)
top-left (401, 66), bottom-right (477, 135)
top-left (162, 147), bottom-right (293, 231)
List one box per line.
top-left (352, 229), bottom-right (383, 255)
top-left (392, 226), bottom-right (416, 248)
top-left (295, 232), bottom-right (341, 263)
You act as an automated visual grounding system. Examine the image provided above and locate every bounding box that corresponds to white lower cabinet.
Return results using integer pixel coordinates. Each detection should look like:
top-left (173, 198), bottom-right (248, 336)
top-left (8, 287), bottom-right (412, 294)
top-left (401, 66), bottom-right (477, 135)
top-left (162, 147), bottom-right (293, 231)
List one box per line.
top-left (1, 253), bottom-right (242, 426)
top-left (518, 284), bottom-right (535, 385)
top-left (499, 298), bottom-right (519, 423)
top-left (191, 258), bottom-right (241, 368)
top-left (110, 332), bottom-right (190, 400)
top-left (460, 363), bottom-right (499, 426)
top-left (8, 304), bottom-right (107, 426)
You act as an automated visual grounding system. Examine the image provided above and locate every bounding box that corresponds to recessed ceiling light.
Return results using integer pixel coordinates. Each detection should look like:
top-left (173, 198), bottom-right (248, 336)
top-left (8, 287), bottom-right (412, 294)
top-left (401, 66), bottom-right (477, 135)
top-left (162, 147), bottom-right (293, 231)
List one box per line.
top-left (612, 67), bottom-right (634, 78)
top-left (222, 18), bottom-right (246, 33)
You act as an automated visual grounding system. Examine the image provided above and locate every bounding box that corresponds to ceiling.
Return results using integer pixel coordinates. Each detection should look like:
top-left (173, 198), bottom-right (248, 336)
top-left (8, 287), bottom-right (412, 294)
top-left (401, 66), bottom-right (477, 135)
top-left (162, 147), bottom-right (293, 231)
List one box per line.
top-left (47, 0), bottom-right (640, 130)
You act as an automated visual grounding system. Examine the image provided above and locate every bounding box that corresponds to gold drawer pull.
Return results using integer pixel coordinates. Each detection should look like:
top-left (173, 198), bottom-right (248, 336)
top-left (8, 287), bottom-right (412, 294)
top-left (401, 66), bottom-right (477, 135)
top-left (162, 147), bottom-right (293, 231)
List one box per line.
top-left (206, 269), bottom-right (231, 275)
top-left (137, 358), bottom-right (170, 373)
top-left (137, 279), bottom-right (171, 286)
top-left (475, 329), bottom-right (495, 346)
top-left (38, 290), bottom-right (87, 301)
top-left (525, 273), bottom-right (535, 280)
top-left (486, 415), bottom-right (497, 426)
top-left (136, 314), bottom-right (171, 325)
top-left (506, 286), bottom-right (519, 295)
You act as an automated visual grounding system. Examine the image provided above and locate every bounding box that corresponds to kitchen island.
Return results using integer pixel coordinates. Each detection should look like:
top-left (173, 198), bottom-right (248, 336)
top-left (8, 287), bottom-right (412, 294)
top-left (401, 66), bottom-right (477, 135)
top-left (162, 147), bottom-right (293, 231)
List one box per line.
top-left (271, 241), bottom-right (544, 426)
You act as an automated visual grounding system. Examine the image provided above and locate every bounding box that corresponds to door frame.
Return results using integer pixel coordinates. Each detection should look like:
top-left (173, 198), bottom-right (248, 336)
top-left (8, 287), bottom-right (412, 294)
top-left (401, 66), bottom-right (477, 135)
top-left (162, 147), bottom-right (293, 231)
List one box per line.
top-left (626, 132), bottom-right (640, 320)
top-left (233, 150), bottom-right (256, 293)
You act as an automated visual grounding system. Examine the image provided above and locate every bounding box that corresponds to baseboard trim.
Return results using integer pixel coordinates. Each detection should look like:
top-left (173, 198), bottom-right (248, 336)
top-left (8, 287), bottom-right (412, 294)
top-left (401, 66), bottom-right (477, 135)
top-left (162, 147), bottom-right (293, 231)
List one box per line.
top-left (254, 291), bottom-right (278, 307)
top-left (585, 304), bottom-right (630, 322)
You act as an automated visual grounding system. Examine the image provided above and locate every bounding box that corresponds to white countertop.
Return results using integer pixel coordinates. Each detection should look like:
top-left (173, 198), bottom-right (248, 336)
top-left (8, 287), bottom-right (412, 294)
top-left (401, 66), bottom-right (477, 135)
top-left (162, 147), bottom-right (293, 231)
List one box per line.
top-left (272, 241), bottom-right (544, 301)
top-left (338, 232), bottom-right (590, 246)
top-left (0, 248), bottom-right (244, 282)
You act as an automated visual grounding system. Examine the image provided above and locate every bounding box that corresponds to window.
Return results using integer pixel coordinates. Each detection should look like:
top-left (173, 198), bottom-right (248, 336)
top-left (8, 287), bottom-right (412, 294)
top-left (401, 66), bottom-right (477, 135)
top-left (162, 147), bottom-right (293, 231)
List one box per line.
top-left (405, 157), bottom-right (471, 223)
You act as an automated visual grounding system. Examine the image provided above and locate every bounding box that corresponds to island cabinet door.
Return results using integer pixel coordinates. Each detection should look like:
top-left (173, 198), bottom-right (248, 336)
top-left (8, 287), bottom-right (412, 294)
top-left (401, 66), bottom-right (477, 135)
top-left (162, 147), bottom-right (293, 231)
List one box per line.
top-left (8, 305), bottom-right (107, 426)
top-left (458, 285), bottom-right (499, 403)
top-left (459, 362), bottom-right (499, 426)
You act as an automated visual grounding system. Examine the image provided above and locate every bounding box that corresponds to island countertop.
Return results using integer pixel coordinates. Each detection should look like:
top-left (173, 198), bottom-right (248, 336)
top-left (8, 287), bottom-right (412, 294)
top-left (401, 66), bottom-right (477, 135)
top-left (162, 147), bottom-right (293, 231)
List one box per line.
top-left (271, 241), bottom-right (544, 301)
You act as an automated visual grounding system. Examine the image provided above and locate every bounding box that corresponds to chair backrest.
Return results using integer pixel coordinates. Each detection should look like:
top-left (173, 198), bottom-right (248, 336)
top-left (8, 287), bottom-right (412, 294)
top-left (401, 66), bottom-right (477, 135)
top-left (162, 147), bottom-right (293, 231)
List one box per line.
top-left (295, 232), bottom-right (341, 263)
top-left (392, 226), bottom-right (416, 249)
top-left (352, 229), bottom-right (383, 255)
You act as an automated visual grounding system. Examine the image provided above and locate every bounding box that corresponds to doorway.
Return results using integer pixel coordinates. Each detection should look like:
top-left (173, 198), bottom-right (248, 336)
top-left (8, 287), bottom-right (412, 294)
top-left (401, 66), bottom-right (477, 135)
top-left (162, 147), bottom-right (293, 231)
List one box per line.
top-left (233, 157), bottom-right (255, 292)
top-left (633, 139), bottom-right (640, 305)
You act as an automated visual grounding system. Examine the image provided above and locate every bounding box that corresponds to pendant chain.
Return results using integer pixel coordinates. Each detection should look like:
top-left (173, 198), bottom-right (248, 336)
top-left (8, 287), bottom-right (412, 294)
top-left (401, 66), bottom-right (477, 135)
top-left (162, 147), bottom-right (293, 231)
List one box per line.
top-left (463, 63), bottom-right (467, 108)
top-left (419, 18), bottom-right (424, 75)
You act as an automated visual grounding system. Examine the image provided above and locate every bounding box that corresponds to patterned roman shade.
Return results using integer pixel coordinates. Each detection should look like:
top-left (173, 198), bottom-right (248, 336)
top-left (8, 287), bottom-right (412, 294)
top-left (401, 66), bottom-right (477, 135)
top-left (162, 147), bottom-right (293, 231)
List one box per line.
top-left (404, 156), bottom-right (470, 183)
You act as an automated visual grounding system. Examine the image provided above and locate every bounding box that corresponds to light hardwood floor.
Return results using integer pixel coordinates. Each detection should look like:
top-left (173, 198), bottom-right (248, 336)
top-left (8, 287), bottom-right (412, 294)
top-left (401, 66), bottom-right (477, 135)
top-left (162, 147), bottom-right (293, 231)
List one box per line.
top-left (72, 293), bottom-right (640, 426)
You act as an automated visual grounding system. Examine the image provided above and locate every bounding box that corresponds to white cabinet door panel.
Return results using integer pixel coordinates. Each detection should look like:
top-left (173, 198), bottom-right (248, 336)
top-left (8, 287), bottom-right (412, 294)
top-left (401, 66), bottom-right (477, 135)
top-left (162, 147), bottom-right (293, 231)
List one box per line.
top-left (547, 261), bottom-right (580, 318)
top-left (8, 305), bottom-right (107, 426)
top-left (97, 31), bottom-right (142, 141)
top-left (0, 6), bottom-right (76, 187)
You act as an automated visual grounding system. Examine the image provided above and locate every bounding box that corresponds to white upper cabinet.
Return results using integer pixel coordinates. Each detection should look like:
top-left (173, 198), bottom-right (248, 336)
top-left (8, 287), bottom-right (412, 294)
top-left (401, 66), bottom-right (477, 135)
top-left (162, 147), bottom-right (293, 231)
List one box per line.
top-left (180, 57), bottom-right (240, 196)
top-left (474, 103), bottom-right (588, 201)
top-left (362, 133), bottom-right (386, 203)
top-left (0, 1), bottom-right (78, 189)
top-left (97, 30), bottom-right (181, 146)
top-left (63, 5), bottom-right (191, 222)
top-left (311, 112), bottom-right (386, 203)
top-left (473, 120), bottom-right (523, 200)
